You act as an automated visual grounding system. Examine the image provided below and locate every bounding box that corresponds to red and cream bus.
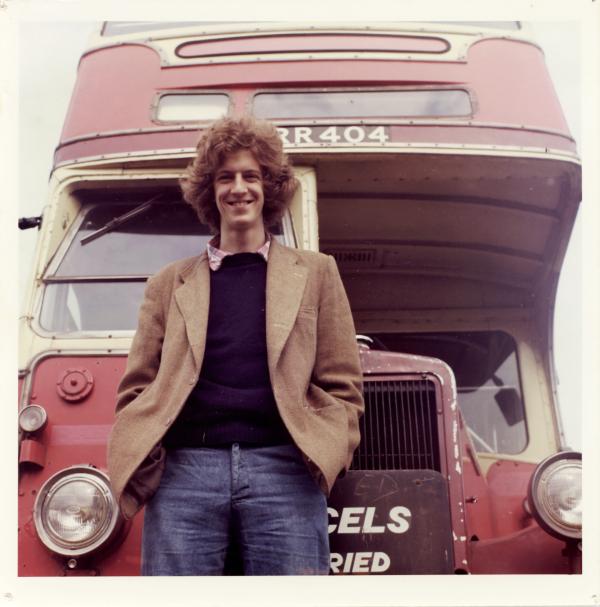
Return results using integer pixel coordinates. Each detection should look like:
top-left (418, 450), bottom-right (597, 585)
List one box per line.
top-left (18, 21), bottom-right (582, 575)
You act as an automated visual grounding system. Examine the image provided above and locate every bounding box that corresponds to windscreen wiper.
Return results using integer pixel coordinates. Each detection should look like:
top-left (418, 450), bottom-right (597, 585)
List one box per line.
top-left (80, 193), bottom-right (163, 245)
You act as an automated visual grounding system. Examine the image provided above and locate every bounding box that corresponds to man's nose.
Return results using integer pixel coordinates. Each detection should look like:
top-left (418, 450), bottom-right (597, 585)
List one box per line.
top-left (231, 174), bottom-right (248, 193)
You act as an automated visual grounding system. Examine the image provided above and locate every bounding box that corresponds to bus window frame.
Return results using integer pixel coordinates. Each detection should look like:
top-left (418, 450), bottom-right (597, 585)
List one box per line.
top-left (247, 84), bottom-right (478, 123)
top-left (33, 196), bottom-right (299, 339)
top-left (150, 89), bottom-right (233, 125)
top-left (458, 330), bottom-right (529, 456)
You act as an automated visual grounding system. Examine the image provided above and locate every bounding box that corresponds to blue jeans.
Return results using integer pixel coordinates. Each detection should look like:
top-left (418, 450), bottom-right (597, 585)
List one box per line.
top-left (141, 443), bottom-right (330, 575)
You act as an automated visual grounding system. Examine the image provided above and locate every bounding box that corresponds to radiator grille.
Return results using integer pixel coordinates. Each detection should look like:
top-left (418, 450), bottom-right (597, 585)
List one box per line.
top-left (351, 379), bottom-right (441, 472)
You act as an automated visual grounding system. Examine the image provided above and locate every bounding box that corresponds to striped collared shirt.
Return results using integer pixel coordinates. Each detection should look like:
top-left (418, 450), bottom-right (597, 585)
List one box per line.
top-left (206, 235), bottom-right (271, 271)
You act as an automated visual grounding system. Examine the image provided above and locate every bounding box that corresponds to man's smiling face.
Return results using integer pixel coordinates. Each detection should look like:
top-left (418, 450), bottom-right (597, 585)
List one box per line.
top-left (214, 149), bottom-right (265, 234)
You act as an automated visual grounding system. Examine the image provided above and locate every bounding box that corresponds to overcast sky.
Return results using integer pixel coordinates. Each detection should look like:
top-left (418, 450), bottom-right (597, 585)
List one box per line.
top-left (15, 20), bottom-right (583, 449)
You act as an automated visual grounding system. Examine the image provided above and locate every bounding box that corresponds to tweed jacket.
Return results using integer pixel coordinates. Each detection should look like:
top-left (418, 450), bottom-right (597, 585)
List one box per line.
top-left (107, 239), bottom-right (364, 520)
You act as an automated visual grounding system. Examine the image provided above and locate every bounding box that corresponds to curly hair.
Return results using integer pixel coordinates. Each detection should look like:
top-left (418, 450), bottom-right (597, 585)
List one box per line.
top-left (180, 116), bottom-right (298, 233)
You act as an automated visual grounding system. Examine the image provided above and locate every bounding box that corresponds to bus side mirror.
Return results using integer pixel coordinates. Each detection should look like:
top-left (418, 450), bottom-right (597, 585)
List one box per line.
top-left (495, 387), bottom-right (524, 426)
top-left (19, 216), bottom-right (42, 230)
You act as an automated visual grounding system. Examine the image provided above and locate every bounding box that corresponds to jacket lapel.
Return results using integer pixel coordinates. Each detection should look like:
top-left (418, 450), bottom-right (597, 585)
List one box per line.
top-left (174, 254), bottom-right (210, 370)
top-left (266, 240), bottom-right (308, 370)
top-left (172, 242), bottom-right (307, 373)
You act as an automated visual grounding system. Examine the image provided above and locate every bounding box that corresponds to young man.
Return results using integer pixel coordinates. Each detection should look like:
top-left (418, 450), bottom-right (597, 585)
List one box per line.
top-left (107, 117), bottom-right (364, 575)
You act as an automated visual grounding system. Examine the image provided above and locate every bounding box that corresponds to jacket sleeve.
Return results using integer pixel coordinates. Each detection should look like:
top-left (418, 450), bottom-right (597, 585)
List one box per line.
top-left (115, 275), bottom-right (165, 415)
top-left (313, 255), bottom-right (365, 470)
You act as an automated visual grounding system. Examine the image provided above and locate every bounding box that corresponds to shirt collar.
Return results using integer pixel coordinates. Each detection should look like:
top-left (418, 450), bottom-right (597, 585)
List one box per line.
top-left (206, 234), bottom-right (271, 271)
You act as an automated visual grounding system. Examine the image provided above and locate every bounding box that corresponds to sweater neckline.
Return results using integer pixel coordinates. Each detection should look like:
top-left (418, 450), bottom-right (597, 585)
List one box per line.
top-left (218, 252), bottom-right (266, 269)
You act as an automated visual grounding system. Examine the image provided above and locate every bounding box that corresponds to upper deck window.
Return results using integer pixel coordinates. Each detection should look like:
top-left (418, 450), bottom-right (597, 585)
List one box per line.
top-left (156, 93), bottom-right (229, 122)
top-left (101, 21), bottom-right (520, 37)
top-left (102, 22), bottom-right (208, 36)
top-left (253, 89), bottom-right (472, 120)
top-left (427, 21), bottom-right (520, 29)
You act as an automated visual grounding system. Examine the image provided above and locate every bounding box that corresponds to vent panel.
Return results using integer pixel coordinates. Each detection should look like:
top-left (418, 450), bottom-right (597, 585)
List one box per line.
top-left (352, 379), bottom-right (441, 472)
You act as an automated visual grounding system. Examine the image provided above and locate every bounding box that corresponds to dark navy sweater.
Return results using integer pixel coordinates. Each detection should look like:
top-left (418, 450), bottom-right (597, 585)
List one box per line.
top-left (163, 253), bottom-right (292, 448)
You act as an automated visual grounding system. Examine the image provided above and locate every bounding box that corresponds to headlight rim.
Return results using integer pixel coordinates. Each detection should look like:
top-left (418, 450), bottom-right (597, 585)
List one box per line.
top-left (527, 450), bottom-right (582, 542)
top-left (33, 465), bottom-right (122, 557)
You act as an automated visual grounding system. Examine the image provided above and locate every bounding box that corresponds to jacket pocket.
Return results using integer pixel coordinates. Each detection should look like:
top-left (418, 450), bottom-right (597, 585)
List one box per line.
top-left (124, 442), bottom-right (166, 509)
top-left (305, 383), bottom-right (344, 411)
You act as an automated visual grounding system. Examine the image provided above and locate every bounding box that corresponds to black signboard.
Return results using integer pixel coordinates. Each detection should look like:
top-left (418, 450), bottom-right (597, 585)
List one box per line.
top-left (327, 470), bottom-right (454, 574)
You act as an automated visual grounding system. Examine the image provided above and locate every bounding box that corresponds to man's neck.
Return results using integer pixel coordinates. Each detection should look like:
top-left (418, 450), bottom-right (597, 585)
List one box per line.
top-left (218, 226), bottom-right (267, 254)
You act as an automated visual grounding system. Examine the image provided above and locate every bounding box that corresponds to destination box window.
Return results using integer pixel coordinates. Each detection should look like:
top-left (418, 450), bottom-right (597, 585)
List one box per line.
top-left (253, 89), bottom-right (472, 120)
top-left (155, 93), bottom-right (229, 122)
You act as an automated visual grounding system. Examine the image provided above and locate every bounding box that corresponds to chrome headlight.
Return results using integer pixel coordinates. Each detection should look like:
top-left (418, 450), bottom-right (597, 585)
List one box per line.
top-left (34, 466), bottom-right (122, 557)
top-left (527, 451), bottom-right (582, 541)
